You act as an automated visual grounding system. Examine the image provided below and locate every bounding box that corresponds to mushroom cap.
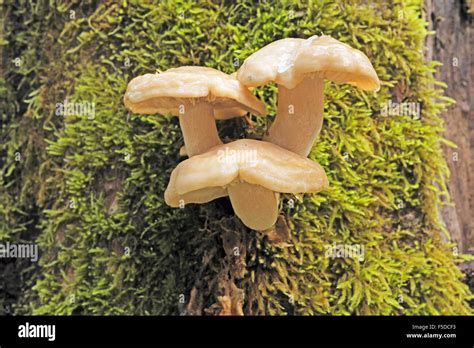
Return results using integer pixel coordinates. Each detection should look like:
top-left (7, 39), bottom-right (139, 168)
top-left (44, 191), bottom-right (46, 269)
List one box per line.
top-left (236, 38), bottom-right (305, 88)
top-left (237, 35), bottom-right (380, 90)
top-left (294, 35), bottom-right (380, 90)
top-left (124, 66), bottom-right (266, 119)
top-left (164, 139), bottom-right (328, 207)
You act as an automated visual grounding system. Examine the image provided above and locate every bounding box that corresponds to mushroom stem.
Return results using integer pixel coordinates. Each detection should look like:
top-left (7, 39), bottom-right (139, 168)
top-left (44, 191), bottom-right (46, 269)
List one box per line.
top-left (228, 182), bottom-right (280, 231)
top-left (179, 101), bottom-right (280, 231)
top-left (263, 76), bottom-right (324, 157)
top-left (179, 101), bottom-right (223, 157)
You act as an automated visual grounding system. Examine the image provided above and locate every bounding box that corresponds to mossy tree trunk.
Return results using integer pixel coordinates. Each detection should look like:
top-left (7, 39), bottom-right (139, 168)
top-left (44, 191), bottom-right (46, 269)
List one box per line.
top-left (1, 0), bottom-right (473, 316)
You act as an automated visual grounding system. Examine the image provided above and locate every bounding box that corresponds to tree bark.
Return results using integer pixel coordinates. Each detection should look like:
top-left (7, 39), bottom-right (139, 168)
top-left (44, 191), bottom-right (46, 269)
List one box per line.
top-left (426, 0), bottom-right (473, 254)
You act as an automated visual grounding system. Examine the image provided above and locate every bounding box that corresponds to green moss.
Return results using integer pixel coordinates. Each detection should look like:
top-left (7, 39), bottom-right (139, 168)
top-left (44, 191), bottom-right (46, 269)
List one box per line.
top-left (1, 0), bottom-right (472, 315)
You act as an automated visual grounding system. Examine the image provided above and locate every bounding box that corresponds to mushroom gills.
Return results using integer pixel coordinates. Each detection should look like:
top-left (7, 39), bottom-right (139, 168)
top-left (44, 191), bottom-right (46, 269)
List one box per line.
top-left (227, 181), bottom-right (280, 231)
top-left (178, 101), bottom-right (222, 157)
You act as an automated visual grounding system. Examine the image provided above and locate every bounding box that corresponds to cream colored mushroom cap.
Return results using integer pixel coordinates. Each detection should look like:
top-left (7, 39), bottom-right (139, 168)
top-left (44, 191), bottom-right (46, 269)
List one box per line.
top-left (164, 139), bottom-right (328, 207)
top-left (237, 35), bottom-right (380, 91)
top-left (124, 66), bottom-right (266, 119)
top-left (236, 38), bottom-right (305, 88)
top-left (294, 35), bottom-right (380, 91)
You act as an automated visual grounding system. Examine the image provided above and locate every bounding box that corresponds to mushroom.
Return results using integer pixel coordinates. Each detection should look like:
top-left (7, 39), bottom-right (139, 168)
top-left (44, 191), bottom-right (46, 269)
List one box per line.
top-left (237, 35), bottom-right (380, 156)
top-left (124, 66), bottom-right (266, 157)
top-left (164, 139), bottom-right (328, 230)
top-left (125, 66), bottom-right (285, 229)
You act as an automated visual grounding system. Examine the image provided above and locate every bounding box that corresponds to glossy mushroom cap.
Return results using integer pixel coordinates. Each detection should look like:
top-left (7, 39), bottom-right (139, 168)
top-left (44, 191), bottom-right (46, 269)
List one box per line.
top-left (164, 139), bottom-right (328, 207)
top-left (294, 35), bottom-right (380, 91)
top-left (123, 66), bottom-right (266, 118)
top-left (236, 35), bottom-right (380, 91)
top-left (236, 38), bottom-right (305, 88)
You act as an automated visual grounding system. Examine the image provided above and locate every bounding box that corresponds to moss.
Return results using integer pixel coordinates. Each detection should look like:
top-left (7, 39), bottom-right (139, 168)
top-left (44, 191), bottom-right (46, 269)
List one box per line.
top-left (1, 0), bottom-right (472, 315)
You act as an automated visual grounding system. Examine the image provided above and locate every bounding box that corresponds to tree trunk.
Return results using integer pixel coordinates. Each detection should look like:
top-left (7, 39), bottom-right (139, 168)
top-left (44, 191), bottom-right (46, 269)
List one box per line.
top-left (426, 0), bottom-right (473, 254)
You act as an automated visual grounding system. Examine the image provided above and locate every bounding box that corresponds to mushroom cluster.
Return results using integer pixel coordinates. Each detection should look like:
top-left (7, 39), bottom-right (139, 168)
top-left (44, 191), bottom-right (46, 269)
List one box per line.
top-left (124, 35), bottom-right (380, 231)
